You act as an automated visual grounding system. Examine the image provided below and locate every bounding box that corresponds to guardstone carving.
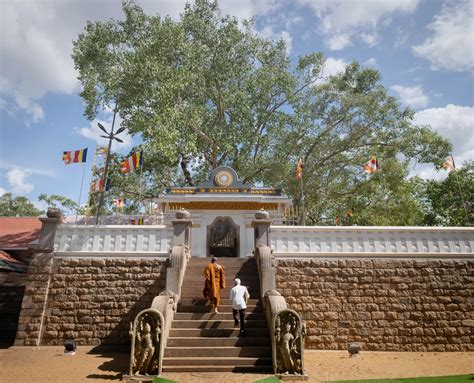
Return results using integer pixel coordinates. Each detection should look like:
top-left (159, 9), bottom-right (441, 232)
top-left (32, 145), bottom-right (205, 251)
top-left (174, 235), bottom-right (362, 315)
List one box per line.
top-left (129, 309), bottom-right (164, 376)
top-left (273, 309), bottom-right (306, 375)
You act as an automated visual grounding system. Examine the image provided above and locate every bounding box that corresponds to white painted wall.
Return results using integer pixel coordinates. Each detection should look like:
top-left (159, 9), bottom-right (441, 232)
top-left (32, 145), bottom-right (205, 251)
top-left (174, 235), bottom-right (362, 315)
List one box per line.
top-left (53, 221), bottom-right (474, 260)
top-left (54, 224), bottom-right (172, 257)
top-left (270, 226), bottom-right (474, 258)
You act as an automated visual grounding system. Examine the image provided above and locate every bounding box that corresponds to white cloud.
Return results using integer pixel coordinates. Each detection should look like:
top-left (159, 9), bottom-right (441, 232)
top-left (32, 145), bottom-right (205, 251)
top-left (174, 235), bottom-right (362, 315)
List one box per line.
top-left (409, 163), bottom-right (447, 181)
top-left (414, 104), bottom-right (474, 165)
top-left (0, 0), bottom-right (188, 124)
top-left (296, 0), bottom-right (420, 50)
top-left (327, 34), bottom-right (350, 51)
top-left (391, 84), bottom-right (428, 109)
top-left (259, 26), bottom-right (293, 54)
top-left (313, 57), bottom-right (347, 86)
top-left (0, 162), bottom-right (54, 196)
top-left (33, 199), bottom-right (49, 213)
top-left (220, 0), bottom-right (277, 20)
top-left (360, 33), bottom-right (378, 47)
top-left (13, 92), bottom-right (45, 123)
top-left (7, 168), bottom-right (34, 194)
top-left (322, 57), bottom-right (348, 78)
top-left (364, 58), bottom-right (378, 68)
top-left (413, 0), bottom-right (474, 72)
top-left (0, 0), bottom-right (275, 124)
top-left (0, 187), bottom-right (7, 196)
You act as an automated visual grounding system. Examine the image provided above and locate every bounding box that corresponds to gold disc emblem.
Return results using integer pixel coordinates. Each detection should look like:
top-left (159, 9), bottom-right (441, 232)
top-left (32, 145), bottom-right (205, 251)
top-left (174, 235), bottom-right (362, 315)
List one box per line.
top-left (215, 171), bottom-right (233, 187)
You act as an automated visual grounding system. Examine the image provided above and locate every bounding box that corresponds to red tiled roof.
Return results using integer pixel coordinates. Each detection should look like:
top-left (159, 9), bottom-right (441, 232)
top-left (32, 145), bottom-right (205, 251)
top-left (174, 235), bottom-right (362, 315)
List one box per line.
top-left (0, 250), bottom-right (26, 264)
top-left (0, 217), bottom-right (41, 248)
top-left (0, 250), bottom-right (28, 272)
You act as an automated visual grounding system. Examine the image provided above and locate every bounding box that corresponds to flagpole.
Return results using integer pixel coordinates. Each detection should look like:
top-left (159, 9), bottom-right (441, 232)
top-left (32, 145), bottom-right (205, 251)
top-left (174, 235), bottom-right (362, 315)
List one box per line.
top-left (139, 153), bottom-right (144, 216)
top-left (95, 110), bottom-right (117, 224)
top-left (75, 161), bottom-right (86, 224)
top-left (300, 174), bottom-right (305, 226)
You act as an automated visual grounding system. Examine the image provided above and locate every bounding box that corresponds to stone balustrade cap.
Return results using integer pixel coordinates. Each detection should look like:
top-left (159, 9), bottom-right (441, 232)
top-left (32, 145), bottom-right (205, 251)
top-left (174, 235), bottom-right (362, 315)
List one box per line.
top-left (175, 209), bottom-right (191, 219)
top-left (255, 209), bottom-right (270, 220)
top-left (46, 208), bottom-right (63, 219)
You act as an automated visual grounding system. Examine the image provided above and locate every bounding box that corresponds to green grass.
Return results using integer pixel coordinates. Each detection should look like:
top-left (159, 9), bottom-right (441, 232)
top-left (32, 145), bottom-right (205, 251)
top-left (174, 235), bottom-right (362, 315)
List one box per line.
top-left (253, 377), bottom-right (280, 383)
top-left (327, 374), bottom-right (473, 383)
top-left (152, 378), bottom-right (178, 383)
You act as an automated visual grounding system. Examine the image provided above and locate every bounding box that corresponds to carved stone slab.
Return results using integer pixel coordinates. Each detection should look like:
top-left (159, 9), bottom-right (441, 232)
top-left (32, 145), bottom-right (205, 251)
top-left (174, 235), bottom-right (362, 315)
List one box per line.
top-left (128, 309), bottom-right (164, 377)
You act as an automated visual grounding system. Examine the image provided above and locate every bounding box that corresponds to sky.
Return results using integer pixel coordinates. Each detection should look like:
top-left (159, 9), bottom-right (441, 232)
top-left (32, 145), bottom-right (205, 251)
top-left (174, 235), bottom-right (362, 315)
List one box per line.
top-left (0, 0), bottom-right (473, 211)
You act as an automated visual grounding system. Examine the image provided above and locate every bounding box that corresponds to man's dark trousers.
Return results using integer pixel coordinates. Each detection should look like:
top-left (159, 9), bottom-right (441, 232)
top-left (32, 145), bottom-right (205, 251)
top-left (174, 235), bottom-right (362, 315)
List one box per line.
top-left (233, 308), bottom-right (245, 334)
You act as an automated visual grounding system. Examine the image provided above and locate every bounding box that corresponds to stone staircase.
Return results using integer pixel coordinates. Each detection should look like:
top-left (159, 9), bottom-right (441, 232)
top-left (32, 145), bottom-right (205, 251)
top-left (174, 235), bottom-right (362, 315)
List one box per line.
top-left (162, 257), bottom-right (272, 373)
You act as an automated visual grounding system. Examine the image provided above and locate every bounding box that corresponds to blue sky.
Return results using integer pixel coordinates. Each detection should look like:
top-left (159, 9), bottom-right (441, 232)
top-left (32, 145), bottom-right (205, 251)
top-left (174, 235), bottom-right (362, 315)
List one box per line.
top-left (1, 0), bottom-right (473, 211)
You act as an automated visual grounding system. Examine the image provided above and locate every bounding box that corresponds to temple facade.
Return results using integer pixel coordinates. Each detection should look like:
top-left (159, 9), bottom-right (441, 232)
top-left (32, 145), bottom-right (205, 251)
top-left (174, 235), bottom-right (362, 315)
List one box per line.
top-left (158, 166), bottom-right (291, 258)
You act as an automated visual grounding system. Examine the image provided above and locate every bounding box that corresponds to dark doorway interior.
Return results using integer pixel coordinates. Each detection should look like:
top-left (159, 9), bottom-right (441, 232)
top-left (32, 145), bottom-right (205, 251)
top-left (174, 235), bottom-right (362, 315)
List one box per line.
top-left (208, 217), bottom-right (239, 257)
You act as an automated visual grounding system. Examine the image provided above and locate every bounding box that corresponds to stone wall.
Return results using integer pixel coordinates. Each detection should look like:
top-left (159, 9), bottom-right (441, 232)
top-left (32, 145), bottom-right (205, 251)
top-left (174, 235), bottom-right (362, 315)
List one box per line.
top-left (276, 258), bottom-right (473, 352)
top-left (0, 273), bottom-right (26, 345)
top-left (17, 257), bottom-right (167, 347)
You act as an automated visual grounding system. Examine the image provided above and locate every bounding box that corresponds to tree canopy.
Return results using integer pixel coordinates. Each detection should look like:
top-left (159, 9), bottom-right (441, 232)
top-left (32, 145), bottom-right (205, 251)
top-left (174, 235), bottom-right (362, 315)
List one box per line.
top-left (72, 0), bottom-right (453, 225)
top-left (0, 193), bottom-right (43, 217)
top-left (415, 162), bottom-right (473, 226)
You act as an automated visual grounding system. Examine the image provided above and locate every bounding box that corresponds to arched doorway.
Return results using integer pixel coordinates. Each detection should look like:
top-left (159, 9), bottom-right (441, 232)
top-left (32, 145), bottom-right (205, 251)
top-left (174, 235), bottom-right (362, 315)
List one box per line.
top-left (207, 217), bottom-right (239, 257)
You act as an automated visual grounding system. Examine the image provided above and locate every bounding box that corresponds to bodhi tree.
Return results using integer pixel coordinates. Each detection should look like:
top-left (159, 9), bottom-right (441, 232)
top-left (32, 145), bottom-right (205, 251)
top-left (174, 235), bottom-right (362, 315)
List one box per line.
top-left (72, 0), bottom-right (451, 225)
top-left (414, 161), bottom-right (473, 226)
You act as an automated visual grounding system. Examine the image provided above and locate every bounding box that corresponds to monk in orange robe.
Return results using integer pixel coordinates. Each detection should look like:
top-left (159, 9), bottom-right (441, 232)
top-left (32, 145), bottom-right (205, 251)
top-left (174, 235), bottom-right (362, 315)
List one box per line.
top-left (203, 256), bottom-right (225, 313)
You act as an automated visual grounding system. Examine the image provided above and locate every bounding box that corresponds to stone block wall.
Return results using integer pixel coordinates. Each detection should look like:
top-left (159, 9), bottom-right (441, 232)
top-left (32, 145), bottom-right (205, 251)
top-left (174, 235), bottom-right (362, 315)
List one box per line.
top-left (16, 257), bottom-right (167, 347)
top-left (276, 258), bottom-right (473, 352)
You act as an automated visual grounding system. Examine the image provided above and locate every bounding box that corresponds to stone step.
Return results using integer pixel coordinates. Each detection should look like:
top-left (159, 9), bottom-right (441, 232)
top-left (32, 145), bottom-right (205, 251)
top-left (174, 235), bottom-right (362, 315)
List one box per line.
top-left (161, 365), bottom-right (273, 373)
top-left (186, 261), bottom-right (256, 267)
top-left (171, 320), bottom-right (267, 329)
top-left (180, 296), bottom-right (260, 303)
top-left (177, 304), bottom-right (262, 313)
top-left (181, 287), bottom-right (260, 295)
top-left (167, 337), bottom-right (271, 347)
top-left (186, 262), bottom-right (257, 273)
top-left (169, 328), bottom-right (269, 337)
top-left (162, 356), bottom-right (272, 367)
top-left (185, 268), bottom-right (258, 275)
top-left (164, 346), bottom-right (272, 358)
top-left (187, 261), bottom-right (256, 266)
top-left (180, 285), bottom-right (260, 292)
top-left (178, 298), bottom-right (260, 306)
top-left (188, 258), bottom-right (255, 264)
top-left (174, 312), bottom-right (265, 320)
top-left (185, 274), bottom-right (259, 280)
top-left (182, 275), bottom-right (260, 282)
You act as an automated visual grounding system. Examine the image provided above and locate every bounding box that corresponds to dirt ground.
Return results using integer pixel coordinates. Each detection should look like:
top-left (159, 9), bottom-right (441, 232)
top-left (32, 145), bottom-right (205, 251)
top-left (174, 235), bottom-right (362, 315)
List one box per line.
top-left (0, 346), bottom-right (472, 383)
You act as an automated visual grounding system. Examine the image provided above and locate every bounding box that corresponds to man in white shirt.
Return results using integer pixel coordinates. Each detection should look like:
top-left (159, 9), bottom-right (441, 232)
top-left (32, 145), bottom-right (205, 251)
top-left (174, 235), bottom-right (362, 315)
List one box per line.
top-left (229, 278), bottom-right (250, 336)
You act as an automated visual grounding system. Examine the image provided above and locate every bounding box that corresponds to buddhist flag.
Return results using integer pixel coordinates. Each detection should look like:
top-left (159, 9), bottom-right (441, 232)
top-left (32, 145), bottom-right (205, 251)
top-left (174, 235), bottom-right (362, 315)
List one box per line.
top-left (91, 178), bottom-right (110, 192)
top-left (363, 154), bottom-right (379, 174)
top-left (442, 155), bottom-right (456, 172)
top-left (95, 146), bottom-right (108, 156)
top-left (114, 198), bottom-right (126, 208)
top-left (295, 158), bottom-right (303, 180)
top-left (120, 151), bottom-right (143, 174)
top-left (131, 217), bottom-right (143, 225)
top-left (63, 148), bottom-right (88, 165)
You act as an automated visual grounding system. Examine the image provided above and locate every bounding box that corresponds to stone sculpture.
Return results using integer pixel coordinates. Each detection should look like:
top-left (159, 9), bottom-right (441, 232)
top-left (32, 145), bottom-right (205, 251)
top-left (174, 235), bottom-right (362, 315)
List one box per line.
top-left (274, 310), bottom-right (305, 375)
top-left (129, 309), bottom-right (163, 376)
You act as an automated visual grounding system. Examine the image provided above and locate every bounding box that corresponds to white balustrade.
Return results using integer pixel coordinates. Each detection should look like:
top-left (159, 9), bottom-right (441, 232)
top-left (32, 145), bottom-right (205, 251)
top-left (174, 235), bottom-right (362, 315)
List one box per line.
top-left (54, 225), bottom-right (173, 257)
top-left (270, 226), bottom-right (474, 258)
